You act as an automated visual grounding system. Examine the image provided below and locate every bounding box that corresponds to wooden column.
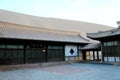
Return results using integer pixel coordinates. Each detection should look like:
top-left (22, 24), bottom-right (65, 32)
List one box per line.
top-left (63, 45), bottom-right (65, 61)
top-left (101, 42), bottom-right (104, 62)
top-left (93, 51), bottom-right (95, 61)
top-left (114, 47), bottom-right (116, 62)
top-left (45, 44), bottom-right (48, 62)
top-left (77, 45), bottom-right (79, 61)
top-left (24, 45), bottom-right (27, 64)
top-left (82, 51), bottom-right (86, 60)
top-left (97, 51), bottom-right (99, 61)
top-left (118, 41), bottom-right (120, 61)
top-left (107, 47), bottom-right (110, 62)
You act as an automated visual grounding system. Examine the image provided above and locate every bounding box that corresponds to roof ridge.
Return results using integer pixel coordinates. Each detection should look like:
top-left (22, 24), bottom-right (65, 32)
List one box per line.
top-left (87, 27), bottom-right (116, 35)
top-left (77, 34), bottom-right (90, 42)
top-left (111, 25), bottom-right (120, 33)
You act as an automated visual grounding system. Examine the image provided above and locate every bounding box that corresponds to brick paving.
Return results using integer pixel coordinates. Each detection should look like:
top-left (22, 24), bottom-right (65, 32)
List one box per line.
top-left (0, 63), bottom-right (120, 80)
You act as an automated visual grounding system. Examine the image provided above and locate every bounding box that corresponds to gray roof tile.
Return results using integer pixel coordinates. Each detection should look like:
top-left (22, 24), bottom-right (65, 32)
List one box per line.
top-left (87, 26), bottom-right (120, 39)
top-left (81, 43), bottom-right (101, 50)
top-left (0, 9), bottom-right (113, 38)
top-left (0, 21), bottom-right (89, 43)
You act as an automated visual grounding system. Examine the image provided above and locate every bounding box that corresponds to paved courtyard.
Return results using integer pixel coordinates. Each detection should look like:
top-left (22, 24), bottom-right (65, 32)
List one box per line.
top-left (0, 63), bottom-right (120, 80)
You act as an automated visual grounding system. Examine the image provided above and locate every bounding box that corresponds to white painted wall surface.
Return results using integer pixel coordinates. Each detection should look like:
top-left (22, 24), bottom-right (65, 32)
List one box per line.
top-left (116, 57), bottom-right (120, 62)
top-left (108, 57), bottom-right (115, 61)
top-left (65, 45), bottom-right (78, 56)
top-left (104, 57), bottom-right (107, 61)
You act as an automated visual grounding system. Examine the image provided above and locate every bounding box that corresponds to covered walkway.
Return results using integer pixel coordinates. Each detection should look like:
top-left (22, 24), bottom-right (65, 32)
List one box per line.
top-left (80, 43), bottom-right (102, 61)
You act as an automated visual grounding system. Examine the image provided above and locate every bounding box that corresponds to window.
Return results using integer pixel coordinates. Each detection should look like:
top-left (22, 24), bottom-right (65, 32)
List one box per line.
top-left (48, 46), bottom-right (63, 49)
top-left (103, 41), bottom-right (118, 46)
top-left (6, 45), bottom-right (18, 49)
top-left (18, 45), bottom-right (24, 49)
top-left (103, 42), bottom-right (107, 46)
top-left (0, 45), bottom-right (6, 48)
top-left (114, 41), bottom-right (117, 45)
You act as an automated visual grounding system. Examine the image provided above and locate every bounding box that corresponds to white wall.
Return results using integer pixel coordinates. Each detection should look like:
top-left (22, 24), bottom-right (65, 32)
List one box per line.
top-left (65, 45), bottom-right (78, 56)
top-left (104, 57), bottom-right (108, 61)
top-left (116, 57), bottom-right (119, 62)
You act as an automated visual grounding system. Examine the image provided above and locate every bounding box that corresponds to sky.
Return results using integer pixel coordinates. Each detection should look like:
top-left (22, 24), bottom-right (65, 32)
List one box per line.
top-left (0, 0), bottom-right (120, 27)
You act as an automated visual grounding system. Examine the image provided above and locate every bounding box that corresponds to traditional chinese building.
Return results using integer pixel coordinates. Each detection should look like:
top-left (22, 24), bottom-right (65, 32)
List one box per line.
top-left (0, 21), bottom-right (90, 65)
top-left (80, 43), bottom-right (101, 61)
top-left (87, 26), bottom-right (120, 62)
top-left (0, 9), bottom-right (113, 65)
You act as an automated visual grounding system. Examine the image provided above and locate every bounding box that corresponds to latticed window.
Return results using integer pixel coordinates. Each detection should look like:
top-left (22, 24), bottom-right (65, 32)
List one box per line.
top-left (103, 41), bottom-right (118, 46)
top-left (48, 45), bottom-right (63, 49)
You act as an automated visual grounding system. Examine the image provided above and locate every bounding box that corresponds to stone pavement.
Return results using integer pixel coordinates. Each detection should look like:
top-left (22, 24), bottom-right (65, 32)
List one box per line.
top-left (0, 63), bottom-right (120, 80)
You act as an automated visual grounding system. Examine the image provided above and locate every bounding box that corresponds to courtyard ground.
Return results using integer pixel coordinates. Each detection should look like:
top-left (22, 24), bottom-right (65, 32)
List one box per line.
top-left (0, 63), bottom-right (120, 80)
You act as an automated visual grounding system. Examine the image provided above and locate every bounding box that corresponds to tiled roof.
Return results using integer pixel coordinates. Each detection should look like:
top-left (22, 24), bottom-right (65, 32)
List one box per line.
top-left (87, 26), bottom-right (120, 39)
top-left (0, 21), bottom-right (89, 43)
top-left (0, 9), bottom-right (113, 38)
top-left (80, 43), bottom-right (101, 50)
